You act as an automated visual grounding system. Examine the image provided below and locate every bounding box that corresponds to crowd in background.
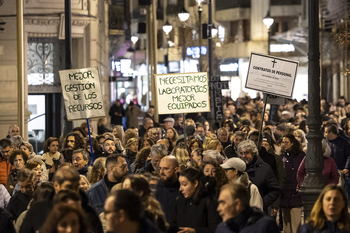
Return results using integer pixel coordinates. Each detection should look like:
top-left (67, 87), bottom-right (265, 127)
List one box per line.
top-left (0, 94), bottom-right (349, 233)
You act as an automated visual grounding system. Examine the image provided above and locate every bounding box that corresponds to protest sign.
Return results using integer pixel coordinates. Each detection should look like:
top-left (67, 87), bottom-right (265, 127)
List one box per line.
top-left (59, 67), bottom-right (105, 121)
top-left (245, 53), bottom-right (298, 98)
top-left (155, 72), bottom-right (210, 114)
top-left (209, 76), bottom-right (229, 121)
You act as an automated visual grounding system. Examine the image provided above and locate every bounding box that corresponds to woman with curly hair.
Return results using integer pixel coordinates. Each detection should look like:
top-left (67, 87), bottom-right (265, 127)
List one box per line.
top-left (200, 160), bottom-right (228, 197)
top-left (87, 157), bottom-right (106, 185)
top-left (300, 184), bottom-right (350, 233)
top-left (41, 204), bottom-right (91, 233)
top-left (131, 147), bottom-right (151, 174)
top-left (6, 150), bottom-right (28, 194)
top-left (124, 138), bottom-right (139, 165)
top-left (166, 128), bottom-right (178, 147)
top-left (122, 175), bottom-right (168, 232)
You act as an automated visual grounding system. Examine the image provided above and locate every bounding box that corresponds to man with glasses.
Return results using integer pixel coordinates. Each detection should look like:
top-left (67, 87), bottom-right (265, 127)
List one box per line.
top-left (196, 123), bottom-right (206, 141)
top-left (87, 154), bottom-right (128, 214)
top-left (156, 156), bottom-right (180, 222)
top-left (0, 138), bottom-right (14, 186)
top-left (237, 140), bottom-right (280, 213)
top-left (72, 149), bottom-right (89, 177)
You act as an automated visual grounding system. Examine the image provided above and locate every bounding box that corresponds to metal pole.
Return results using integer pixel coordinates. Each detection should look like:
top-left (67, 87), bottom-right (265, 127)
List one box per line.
top-left (268, 28), bottom-right (271, 55)
top-left (198, 5), bottom-right (202, 72)
top-left (300, 0), bottom-right (325, 219)
top-left (183, 113), bottom-right (187, 150)
top-left (63, 0), bottom-right (73, 136)
top-left (151, 0), bottom-right (158, 123)
top-left (257, 94), bottom-right (268, 148)
top-left (165, 35), bottom-right (169, 72)
top-left (86, 118), bottom-right (95, 162)
top-left (208, 0), bottom-right (213, 78)
top-left (182, 25), bottom-right (186, 72)
top-left (16, 0), bottom-right (25, 138)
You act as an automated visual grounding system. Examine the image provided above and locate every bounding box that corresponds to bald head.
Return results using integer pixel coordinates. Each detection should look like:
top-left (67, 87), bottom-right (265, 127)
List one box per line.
top-left (159, 155), bottom-right (179, 182)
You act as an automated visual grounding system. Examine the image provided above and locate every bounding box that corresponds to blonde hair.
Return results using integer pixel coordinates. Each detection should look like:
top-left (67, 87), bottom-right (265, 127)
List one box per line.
top-left (202, 134), bottom-right (217, 150)
top-left (172, 146), bottom-right (189, 166)
top-left (79, 175), bottom-right (91, 190)
top-left (206, 139), bottom-right (226, 157)
top-left (307, 184), bottom-right (350, 231)
top-left (113, 125), bottom-right (125, 146)
top-left (87, 157), bottom-right (106, 185)
top-left (124, 129), bottom-right (138, 147)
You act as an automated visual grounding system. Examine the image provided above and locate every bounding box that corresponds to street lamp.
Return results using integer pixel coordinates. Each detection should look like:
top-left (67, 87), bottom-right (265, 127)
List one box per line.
top-left (263, 10), bottom-right (274, 55)
top-left (178, 6), bottom-right (190, 73)
top-left (196, 0), bottom-right (204, 71)
top-left (162, 20), bottom-right (173, 73)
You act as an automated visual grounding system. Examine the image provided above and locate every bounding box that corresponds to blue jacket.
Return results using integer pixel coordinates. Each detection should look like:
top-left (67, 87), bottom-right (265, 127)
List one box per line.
top-left (215, 207), bottom-right (279, 233)
top-left (300, 221), bottom-right (346, 233)
top-left (86, 176), bottom-right (108, 215)
top-left (328, 136), bottom-right (350, 170)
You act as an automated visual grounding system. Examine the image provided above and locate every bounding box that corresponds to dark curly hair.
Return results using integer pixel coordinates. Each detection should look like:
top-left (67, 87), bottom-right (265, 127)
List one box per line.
top-left (63, 132), bottom-right (86, 150)
top-left (9, 150), bottom-right (28, 166)
top-left (200, 160), bottom-right (228, 196)
top-left (282, 134), bottom-right (303, 154)
top-left (133, 147), bottom-right (151, 173)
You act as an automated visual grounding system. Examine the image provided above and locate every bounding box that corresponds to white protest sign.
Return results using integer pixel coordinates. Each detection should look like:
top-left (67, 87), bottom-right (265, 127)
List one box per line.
top-left (155, 72), bottom-right (210, 114)
top-left (245, 53), bottom-right (298, 98)
top-left (59, 67), bottom-right (105, 121)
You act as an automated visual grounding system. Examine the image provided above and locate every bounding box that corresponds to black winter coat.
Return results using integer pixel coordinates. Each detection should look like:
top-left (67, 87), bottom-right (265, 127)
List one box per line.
top-left (6, 190), bottom-right (31, 220)
top-left (19, 190), bottom-right (103, 233)
top-left (169, 194), bottom-right (221, 233)
top-left (155, 180), bottom-right (180, 223)
top-left (280, 150), bottom-right (305, 208)
top-left (109, 104), bottom-right (125, 125)
top-left (300, 221), bottom-right (347, 233)
top-left (246, 156), bottom-right (281, 211)
top-left (0, 208), bottom-right (15, 233)
top-left (215, 207), bottom-right (280, 233)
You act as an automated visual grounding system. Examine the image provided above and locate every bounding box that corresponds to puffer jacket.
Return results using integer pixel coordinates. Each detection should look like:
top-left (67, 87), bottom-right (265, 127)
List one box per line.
top-left (0, 157), bottom-right (12, 186)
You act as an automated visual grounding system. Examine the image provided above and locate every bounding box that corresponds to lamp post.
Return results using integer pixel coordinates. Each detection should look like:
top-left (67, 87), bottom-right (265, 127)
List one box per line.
top-left (300, 0), bottom-right (325, 219)
top-left (263, 10), bottom-right (274, 55)
top-left (196, 0), bottom-right (203, 71)
top-left (178, 6), bottom-right (190, 73)
top-left (130, 36), bottom-right (139, 71)
top-left (162, 20), bottom-right (173, 73)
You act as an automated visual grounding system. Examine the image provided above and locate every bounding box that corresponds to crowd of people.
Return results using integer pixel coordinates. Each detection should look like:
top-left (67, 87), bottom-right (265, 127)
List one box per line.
top-left (0, 94), bottom-right (350, 233)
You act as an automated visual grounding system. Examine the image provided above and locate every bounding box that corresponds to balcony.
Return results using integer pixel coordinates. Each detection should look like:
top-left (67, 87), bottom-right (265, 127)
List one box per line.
top-left (215, 0), bottom-right (250, 11)
top-left (109, 5), bottom-right (124, 35)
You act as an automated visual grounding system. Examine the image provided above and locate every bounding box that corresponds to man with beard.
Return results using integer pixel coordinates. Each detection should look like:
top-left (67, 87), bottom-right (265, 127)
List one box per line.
top-left (0, 139), bottom-right (14, 187)
top-left (102, 138), bottom-right (116, 157)
top-left (61, 132), bottom-right (86, 163)
top-left (7, 169), bottom-right (36, 220)
top-left (155, 155), bottom-right (180, 223)
top-left (87, 154), bottom-right (128, 214)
